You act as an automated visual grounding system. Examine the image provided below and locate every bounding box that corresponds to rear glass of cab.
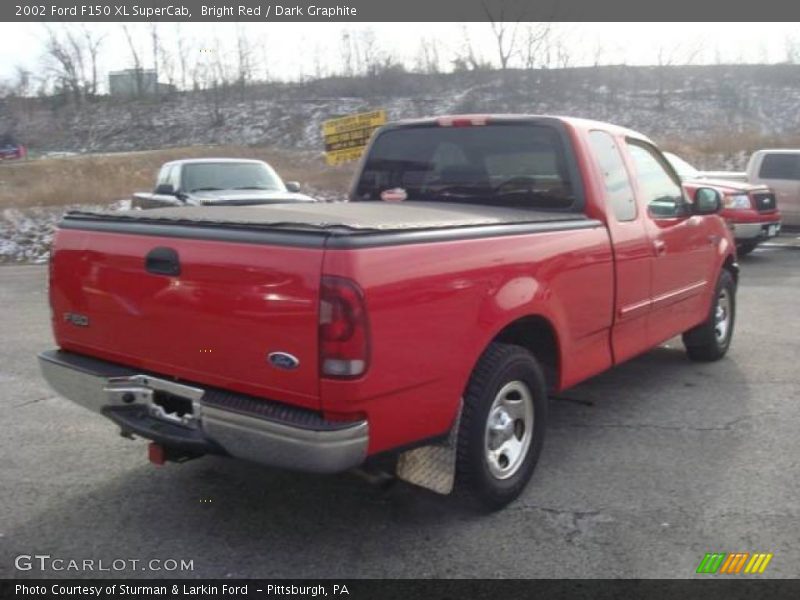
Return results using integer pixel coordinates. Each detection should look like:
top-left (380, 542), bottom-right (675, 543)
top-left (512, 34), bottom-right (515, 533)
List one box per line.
top-left (354, 123), bottom-right (580, 211)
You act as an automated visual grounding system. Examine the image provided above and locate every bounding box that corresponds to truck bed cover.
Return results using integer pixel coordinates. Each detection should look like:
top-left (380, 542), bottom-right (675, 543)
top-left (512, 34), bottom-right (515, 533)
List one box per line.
top-left (65, 201), bottom-right (591, 231)
top-left (61, 202), bottom-right (599, 249)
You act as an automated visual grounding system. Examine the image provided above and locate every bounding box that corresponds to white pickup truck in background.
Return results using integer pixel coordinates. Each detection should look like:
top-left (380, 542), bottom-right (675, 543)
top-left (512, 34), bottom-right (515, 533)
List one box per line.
top-left (687, 149), bottom-right (800, 227)
top-left (132, 158), bottom-right (317, 209)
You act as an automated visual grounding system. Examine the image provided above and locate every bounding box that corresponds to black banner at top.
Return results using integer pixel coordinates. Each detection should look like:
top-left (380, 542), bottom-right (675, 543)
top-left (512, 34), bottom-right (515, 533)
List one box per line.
top-left (5, 0), bottom-right (800, 22)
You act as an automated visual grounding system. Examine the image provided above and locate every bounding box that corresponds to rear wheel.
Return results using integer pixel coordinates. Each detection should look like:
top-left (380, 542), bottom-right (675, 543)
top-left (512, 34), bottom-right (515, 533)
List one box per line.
top-left (683, 270), bottom-right (736, 362)
top-left (455, 343), bottom-right (548, 510)
top-left (736, 241), bottom-right (759, 256)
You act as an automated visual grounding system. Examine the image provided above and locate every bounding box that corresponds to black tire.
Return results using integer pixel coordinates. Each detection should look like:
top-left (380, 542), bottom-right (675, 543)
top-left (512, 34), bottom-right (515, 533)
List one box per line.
top-left (682, 269), bottom-right (736, 362)
top-left (455, 342), bottom-right (548, 511)
top-left (737, 241), bottom-right (759, 257)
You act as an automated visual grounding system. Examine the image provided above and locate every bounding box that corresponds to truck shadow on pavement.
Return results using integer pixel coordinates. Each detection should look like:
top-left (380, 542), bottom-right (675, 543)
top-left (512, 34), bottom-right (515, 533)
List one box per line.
top-left (4, 345), bottom-right (754, 579)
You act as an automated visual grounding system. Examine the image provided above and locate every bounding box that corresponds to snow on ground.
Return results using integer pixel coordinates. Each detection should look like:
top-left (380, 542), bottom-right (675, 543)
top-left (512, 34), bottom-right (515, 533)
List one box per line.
top-left (0, 191), bottom-right (351, 265)
top-left (0, 200), bottom-right (130, 265)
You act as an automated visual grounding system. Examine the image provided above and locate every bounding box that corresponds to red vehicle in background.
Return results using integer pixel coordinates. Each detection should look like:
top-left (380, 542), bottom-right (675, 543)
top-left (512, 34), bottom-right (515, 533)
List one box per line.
top-left (665, 152), bottom-right (781, 256)
top-left (39, 116), bottom-right (738, 510)
top-left (0, 134), bottom-right (27, 161)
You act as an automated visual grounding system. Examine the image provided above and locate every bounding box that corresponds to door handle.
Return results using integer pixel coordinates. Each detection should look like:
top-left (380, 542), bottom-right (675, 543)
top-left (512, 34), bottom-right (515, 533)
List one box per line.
top-left (145, 247), bottom-right (181, 276)
top-left (653, 240), bottom-right (667, 257)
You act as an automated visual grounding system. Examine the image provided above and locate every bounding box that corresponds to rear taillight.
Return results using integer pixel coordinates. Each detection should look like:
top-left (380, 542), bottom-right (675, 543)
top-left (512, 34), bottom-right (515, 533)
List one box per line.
top-left (319, 276), bottom-right (370, 378)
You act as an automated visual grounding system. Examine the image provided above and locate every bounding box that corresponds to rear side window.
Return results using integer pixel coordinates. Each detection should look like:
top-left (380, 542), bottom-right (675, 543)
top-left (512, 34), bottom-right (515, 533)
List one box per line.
top-left (626, 141), bottom-right (686, 218)
top-left (588, 131), bottom-right (636, 222)
top-left (354, 123), bottom-right (579, 211)
top-left (759, 153), bottom-right (800, 180)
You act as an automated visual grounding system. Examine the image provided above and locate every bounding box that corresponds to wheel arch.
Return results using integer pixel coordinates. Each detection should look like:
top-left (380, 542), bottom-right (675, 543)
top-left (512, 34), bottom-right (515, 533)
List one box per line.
top-left (486, 315), bottom-right (561, 393)
top-left (723, 252), bottom-right (739, 287)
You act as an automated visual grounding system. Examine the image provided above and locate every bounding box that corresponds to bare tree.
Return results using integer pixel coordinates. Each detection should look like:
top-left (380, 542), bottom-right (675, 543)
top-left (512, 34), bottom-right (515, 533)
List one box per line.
top-left (175, 24), bottom-right (190, 90)
top-left (13, 66), bottom-right (32, 97)
top-left (786, 35), bottom-right (800, 64)
top-left (197, 35), bottom-right (236, 126)
top-left (553, 37), bottom-right (572, 69)
top-left (234, 25), bottom-right (254, 99)
top-left (42, 25), bottom-right (85, 103)
top-left (452, 25), bottom-right (490, 71)
top-left (483, 1), bottom-right (524, 70)
top-left (149, 23), bottom-right (161, 97)
top-left (121, 25), bottom-right (145, 96)
top-left (339, 31), bottom-right (354, 76)
top-left (158, 44), bottom-right (176, 91)
top-left (311, 43), bottom-right (326, 79)
top-left (590, 41), bottom-right (606, 68)
top-left (359, 29), bottom-right (379, 76)
top-left (415, 37), bottom-right (441, 74)
top-left (80, 25), bottom-right (104, 97)
top-left (209, 36), bottom-right (234, 87)
top-left (655, 39), bottom-right (704, 111)
top-left (520, 23), bottom-right (551, 70)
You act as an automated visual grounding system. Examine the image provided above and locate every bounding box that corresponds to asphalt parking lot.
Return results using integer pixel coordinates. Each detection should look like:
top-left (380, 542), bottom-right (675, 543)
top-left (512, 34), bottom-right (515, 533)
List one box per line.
top-left (1, 244), bottom-right (798, 579)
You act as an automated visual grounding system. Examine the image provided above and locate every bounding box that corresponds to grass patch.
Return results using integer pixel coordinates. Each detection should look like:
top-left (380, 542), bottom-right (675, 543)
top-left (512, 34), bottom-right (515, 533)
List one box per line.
top-left (0, 146), bottom-right (356, 209)
top-left (660, 129), bottom-right (800, 169)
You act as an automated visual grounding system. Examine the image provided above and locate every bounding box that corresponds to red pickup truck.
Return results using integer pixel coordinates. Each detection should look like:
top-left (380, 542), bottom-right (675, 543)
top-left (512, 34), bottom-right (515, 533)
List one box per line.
top-left (664, 152), bottom-right (782, 256)
top-left (39, 116), bottom-right (738, 510)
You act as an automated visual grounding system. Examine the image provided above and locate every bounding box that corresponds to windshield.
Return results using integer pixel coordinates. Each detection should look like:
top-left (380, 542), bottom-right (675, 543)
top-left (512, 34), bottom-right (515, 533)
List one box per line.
top-left (663, 152), bottom-right (700, 180)
top-left (182, 162), bottom-right (284, 193)
top-left (354, 123), bottom-right (577, 210)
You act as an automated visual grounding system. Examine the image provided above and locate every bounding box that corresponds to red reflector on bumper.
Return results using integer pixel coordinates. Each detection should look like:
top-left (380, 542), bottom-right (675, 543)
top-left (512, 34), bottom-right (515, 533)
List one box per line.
top-left (148, 442), bottom-right (166, 466)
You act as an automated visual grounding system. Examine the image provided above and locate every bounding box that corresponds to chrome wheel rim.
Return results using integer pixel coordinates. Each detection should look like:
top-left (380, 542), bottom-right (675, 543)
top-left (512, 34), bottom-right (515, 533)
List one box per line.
top-left (714, 288), bottom-right (731, 343)
top-left (484, 381), bottom-right (534, 480)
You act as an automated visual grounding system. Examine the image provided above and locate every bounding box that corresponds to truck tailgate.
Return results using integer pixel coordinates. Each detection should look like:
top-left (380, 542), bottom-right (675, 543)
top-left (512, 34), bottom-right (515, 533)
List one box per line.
top-left (49, 227), bottom-right (323, 410)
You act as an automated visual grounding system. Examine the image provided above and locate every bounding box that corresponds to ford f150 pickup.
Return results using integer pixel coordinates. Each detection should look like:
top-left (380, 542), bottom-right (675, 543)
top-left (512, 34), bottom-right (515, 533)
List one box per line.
top-left (132, 158), bottom-right (316, 209)
top-left (665, 152), bottom-right (782, 256)
top-left (39, 116), bottom-right (738, 509)
top-left (667, 149), bottom-right (800, 228)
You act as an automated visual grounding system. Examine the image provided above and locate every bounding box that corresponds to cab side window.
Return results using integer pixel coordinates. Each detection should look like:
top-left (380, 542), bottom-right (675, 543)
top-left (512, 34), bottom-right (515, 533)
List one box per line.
top-left (626, 141), bottom-right (686, 218)
top-left (589, 131), bottom-right (636, 222)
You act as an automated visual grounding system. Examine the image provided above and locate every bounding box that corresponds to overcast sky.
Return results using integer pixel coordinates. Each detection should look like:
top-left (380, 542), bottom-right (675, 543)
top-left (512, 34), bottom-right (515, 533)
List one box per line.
top-left (1, 22), bottom-right (798, 87)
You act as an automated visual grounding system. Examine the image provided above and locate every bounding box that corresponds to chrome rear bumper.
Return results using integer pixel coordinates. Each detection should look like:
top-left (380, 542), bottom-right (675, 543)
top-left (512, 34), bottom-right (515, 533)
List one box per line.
top-left (38, 350), bottom-right (368, 473)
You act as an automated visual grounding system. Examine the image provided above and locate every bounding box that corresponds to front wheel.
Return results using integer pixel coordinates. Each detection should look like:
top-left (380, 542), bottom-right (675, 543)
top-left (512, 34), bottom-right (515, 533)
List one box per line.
top-left (682, 269), bottom-right (736, 362)
top-left (455, 343), bottom-right (548, 510)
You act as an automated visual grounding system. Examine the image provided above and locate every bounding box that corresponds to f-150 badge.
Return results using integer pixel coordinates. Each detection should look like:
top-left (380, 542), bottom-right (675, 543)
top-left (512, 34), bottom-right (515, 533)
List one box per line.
top-left (63, 312), bottom-right (89, 327)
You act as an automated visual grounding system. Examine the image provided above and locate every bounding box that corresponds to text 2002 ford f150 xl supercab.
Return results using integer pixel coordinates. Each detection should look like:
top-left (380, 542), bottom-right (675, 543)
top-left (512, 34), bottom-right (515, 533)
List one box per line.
top-left (39, 116), bottom-right (738, 509)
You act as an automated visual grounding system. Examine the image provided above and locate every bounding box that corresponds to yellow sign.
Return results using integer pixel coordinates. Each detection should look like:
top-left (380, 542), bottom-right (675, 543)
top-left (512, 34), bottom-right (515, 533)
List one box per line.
top-left (322, 110), bottom-right (387, 166)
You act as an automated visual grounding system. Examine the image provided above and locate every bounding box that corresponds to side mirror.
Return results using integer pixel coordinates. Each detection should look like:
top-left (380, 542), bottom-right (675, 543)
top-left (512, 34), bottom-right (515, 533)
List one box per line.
top-left (285, 181), bottom-right (301, 193)
top-left (154, 183), bottom-right (176, 195)
top-left (692, 187), bottom-right (722, 215)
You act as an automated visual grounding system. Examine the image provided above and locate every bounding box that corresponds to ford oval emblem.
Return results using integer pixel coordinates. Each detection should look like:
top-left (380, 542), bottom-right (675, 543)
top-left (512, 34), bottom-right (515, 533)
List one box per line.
top-left (268, 352), bottom-right (300, 370)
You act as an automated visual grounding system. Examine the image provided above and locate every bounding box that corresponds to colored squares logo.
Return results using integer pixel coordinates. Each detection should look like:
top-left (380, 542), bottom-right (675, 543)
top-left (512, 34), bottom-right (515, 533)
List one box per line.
top-left (696, 552), bottom-right (773, 574)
